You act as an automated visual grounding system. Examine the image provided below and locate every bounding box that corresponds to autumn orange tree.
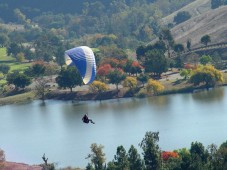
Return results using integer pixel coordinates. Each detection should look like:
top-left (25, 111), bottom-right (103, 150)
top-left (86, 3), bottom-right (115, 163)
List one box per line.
top-left (97, 64), bottom-right (112, 79)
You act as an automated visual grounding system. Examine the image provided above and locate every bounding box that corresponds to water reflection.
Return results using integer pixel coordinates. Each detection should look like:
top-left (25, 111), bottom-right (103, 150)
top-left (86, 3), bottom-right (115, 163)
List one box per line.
top-left (192, 87), bottom-right (224, 103)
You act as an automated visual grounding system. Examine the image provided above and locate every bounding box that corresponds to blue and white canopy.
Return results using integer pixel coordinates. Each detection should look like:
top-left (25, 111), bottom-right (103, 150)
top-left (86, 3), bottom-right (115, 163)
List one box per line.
top-left (65, 46), bottom-right (96, 85)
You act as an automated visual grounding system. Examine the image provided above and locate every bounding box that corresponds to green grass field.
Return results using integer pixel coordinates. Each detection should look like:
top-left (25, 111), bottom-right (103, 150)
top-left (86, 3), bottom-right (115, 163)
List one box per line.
top-left (0, 48), bottom-right (15, 61)
top-left (0, 47), bottom-right (32, 86)
top-left (0, 47), bottom-right (32, 72)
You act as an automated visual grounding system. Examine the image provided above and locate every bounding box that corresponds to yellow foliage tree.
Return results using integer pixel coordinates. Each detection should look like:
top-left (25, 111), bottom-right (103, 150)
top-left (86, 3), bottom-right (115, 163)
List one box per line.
top-left (89, 80), bottom-right (109, 93)
top-left (146, 79), bottom-right (164, 95)
top-left (123, 76), bottom-right (137, 90)
top-left (189, 64), bottom-right (223, 87)
top-left (16, 52), bottom-right (25, 62)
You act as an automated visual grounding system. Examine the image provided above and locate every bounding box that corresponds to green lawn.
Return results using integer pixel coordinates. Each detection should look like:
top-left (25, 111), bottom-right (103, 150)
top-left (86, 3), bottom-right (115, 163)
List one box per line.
top-left (0, 47), bottom-right (32, 86)
top-left (0, 47), bottom-right (15, 61)
top-left (8, 62), bottom-right (32, 72)
top-left (0, 47), bottom-right (32, 72)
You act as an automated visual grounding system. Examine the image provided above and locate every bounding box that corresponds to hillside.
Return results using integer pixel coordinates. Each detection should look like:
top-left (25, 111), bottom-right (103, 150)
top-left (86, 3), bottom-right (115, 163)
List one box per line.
top-left (171, 5), bottom-right (227, 48)
top-left (162, 0), bottom-right (211, 25)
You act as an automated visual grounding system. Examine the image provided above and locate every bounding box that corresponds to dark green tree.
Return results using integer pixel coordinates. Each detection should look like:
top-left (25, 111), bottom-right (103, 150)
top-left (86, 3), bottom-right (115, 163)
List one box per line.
top-left (186, 39), bottom-right (191, 51)
top-left (123, 59), bottom-right (133, 74)
top-left (174, 43), bottom-right (185, 53)
top-left (139, 131), bottom-right (161, 170)
top-left (189, 142), bottom-right (209, 169)
top-left (56, 66), bottom-right (82, 92)
top-left (0, 64), bottom-right (10, 77)
top-left (216, 140), bottom-right (227, 169)
top-left (114, 145), bottom-right (130, 170)
top-left (159, 28), bottom-right (174, 58)
top-left (128, 145), bottom-right (144, 170)
top-left (211, 0), bottom-right (226, 9)
top-left (30, 62), bottom-right (46, 77)
top-left (0, 33), bottom-right (9, 47)
top-left (144, 49), bottom-right (168, 78)
top-left (7, 42), bottom-right (22, 57)
top-left (199, 55), bottom-right (212, 65)
top-left (107, 69), bottom-right (126, 91)
top-left (174, 11), bottom-right (191, 24)
top-left (55, 45), bottom-right (66, 68)
top-left (6, 71), bottom-right (31, 89)
top-left (137, 73), bottom-right (149, 87)
top-left (201, 35), bottom-right (211, 46)
top-left (23, 47), bottom-right (35, 62)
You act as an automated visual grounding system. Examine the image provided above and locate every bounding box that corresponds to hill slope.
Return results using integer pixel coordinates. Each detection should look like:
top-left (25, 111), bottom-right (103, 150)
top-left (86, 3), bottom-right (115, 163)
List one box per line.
top-left (162, 0), bottom-right (211, 25)
top-left (171, 5), bottom-right (227, 48)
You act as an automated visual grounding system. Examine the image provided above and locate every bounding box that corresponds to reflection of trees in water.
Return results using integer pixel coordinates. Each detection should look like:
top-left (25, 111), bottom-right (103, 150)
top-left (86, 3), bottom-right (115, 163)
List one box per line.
top-left (192, 87), bottom-right (224, 103)
top-left (95, 98), bottom-right (144, 112)
top-left (147, 95), bottom-right (171, 108)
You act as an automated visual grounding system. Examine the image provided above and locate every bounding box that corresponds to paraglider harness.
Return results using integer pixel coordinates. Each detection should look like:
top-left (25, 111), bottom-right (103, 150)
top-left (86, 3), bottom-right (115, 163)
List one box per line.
top-left (82, 114), bottom-right (95, 124)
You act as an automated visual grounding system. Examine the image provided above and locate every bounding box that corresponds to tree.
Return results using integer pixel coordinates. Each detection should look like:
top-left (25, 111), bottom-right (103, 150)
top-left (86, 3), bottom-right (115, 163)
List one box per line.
top-left (174, 11), bottom-right (191, 24)
top-left (189, 65), bottom-right (223, 88)
top-left (107, 69), bottom-right (126, 91)
top-left (144, 49), bottom-right (168, 77)
top-left (159, 28), bottom-right (174, 58)
top-left (0, 33), bottom-right (9, 47)
top-left (189, 142), bottom-right (209, 169)
top-left (180, 69), bottom-right (191, 80)
top-left (211, 0), bottom-right (226, 9)
top-left (0, 149), bottom-right (5, 162)
top-left (187, 39), bottom-right (191, 51)
top-left (23, 47), bottom-right (35, 62)
top-left (30, 61), bottom-right (46, 77)
top-left (199, 55), bottom-right (212, 65)
top-left (131, 61), bottom-right (142, 76)
top-left (137, 73), bottom-right (149, 87)
top-left (0, 64), bottom-right (10, 77)
top-left (216, 140), bottom-right (227, 169)
top-left (128, 145), bottom-right (144, 170)
top-left (114, 145), bottom-right (130, 170)
top-left (89, 80), bottom-right (109, 93)
top-left (16, 52), bottom-right (25, 62)
top-left (123, 77), bottom-right (137, 90)
top-left (97, 64), bottom-right (112, 78)
top-left (56, 66), bottom-right (82, 92)
top-left (55, 45), bottom-right (66, 68)
top-left (6, 71), bottom-right (31, 89)
top-left (139, 131), bottom-right (161, 170)
top-left (7, 42), bottom-right (22, 57)
top-left (173, 43), bottom-right (184, 53)
top-left (146, 79), bottom-right (164, 95)
top-left (34, 78), bottom-right (49, 101)
top-left (201, 35), bottom-right (211, 46)
top-left (87, 143), bottom-right (106, 170)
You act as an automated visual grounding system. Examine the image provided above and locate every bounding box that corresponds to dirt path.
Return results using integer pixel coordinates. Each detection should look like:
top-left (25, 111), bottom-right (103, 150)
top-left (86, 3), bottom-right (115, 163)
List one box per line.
top-left (0, 162), bottom-right (42, 170)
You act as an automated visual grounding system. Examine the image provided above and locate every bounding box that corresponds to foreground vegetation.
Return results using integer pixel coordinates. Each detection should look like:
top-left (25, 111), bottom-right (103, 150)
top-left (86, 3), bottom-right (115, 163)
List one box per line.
top-left (1, 131), bottom-right (227, 170)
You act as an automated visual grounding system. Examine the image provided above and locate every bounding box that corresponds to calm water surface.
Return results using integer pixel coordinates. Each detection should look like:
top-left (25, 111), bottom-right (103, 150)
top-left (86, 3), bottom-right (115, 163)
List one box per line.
top-left (0, 87), bottom-right (227, 168)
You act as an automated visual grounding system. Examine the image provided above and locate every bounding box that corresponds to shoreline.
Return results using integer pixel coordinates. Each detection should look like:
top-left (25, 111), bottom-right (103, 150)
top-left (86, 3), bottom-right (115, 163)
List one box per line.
top-left (1, 83), bottom-right (226, 106)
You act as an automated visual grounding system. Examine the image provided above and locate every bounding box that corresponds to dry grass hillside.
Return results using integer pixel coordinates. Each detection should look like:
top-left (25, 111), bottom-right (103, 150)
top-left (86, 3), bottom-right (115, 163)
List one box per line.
top-left (171, 5), bottom-right (227, 48)
top-left (162, 0), bottom-right (211, 24)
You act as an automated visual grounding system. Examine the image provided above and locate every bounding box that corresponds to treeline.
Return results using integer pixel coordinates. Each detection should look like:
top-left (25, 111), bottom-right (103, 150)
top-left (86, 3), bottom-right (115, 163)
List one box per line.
top-left (84, 131), bottom-right (227, 170)
top-left (0, 0), bottom-right (194, 48)
top-left (211, 0), bottom-right (227, 9)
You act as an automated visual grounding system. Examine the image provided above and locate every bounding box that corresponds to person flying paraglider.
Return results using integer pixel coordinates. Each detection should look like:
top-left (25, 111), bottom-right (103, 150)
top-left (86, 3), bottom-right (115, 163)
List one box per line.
top-left (82, 113), bottom-right (95, 124)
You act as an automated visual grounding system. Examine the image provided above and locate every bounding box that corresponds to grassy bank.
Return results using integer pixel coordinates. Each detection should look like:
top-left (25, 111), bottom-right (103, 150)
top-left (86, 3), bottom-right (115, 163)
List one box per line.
top-left (0, 91), bottom-right (36, 106)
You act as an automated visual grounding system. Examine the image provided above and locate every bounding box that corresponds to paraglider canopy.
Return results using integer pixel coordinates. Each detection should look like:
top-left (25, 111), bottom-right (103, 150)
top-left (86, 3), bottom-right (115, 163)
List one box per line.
top-left (65, 46), bottom-right (96, 85)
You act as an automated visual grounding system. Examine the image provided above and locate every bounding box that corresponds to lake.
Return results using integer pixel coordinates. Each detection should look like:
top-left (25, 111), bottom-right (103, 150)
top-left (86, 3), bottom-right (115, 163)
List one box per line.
top-left (0, 87), bottom-right (227, 168)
